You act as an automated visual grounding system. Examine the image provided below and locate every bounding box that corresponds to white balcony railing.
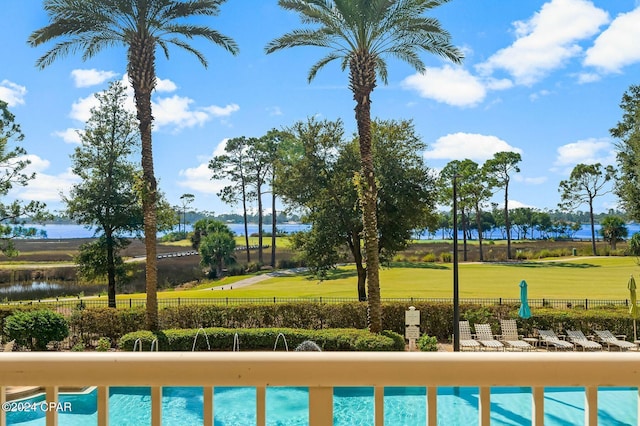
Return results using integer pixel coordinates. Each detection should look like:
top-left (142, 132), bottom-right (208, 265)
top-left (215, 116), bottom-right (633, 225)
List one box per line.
top-left (1, 352), bottom-right (639, 426)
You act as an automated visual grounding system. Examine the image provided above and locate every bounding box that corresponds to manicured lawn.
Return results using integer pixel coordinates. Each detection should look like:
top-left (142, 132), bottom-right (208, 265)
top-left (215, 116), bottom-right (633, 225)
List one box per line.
top-left (160, 236), bottom-right (294, 249)
top-left (116, 256), bottom-right (640, 300)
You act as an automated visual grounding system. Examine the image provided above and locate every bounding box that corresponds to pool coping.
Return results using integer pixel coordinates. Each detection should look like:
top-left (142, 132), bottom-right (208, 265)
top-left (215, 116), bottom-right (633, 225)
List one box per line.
top-left (6, 386), bottom-right (95, 401)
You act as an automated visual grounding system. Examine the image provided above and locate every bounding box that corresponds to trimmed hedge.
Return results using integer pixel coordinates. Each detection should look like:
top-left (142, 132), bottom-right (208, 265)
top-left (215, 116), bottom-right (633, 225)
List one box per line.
top-left (119, 327), bottom-right (405, 351)
top-left (4, 301), bottom-right (639, 345)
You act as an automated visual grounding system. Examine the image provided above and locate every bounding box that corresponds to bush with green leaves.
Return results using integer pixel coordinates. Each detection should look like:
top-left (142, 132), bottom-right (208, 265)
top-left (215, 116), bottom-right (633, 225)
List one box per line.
top-left (417, 335), bottom-right (438, 352)
top-left (4, 310), bottom-right (69, 351)
top-left (119, 327), bottom-right (404, 352)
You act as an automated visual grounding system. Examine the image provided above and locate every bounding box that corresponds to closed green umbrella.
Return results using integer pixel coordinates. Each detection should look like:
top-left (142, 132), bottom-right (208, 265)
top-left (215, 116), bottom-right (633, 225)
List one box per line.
top-left (518, 280), bottom-right (531, 319)
top-left (629, 275), bottom-right (638, 341)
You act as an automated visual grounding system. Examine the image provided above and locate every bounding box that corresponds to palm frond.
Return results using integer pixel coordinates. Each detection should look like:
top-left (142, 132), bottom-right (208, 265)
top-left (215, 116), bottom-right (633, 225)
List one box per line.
top-left (374, 56), bottom-right (389, 85)
top-left (266, 29), bottom-right (333, 53)
top-left (307, 52), bottom-right (343, 82)
top-left (161, 0), bottom-right (226, 20)
top-left (164, 37), bottom-right (208, 67)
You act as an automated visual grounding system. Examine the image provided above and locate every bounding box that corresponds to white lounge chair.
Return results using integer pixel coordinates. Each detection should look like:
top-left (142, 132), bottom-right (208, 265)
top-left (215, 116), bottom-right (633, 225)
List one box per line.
top-left (458, 321), bottom-right (481, 351)
top-left (474, 323), bottom-right (504, 351)
top-left (594, 330), bottom-right (636, 351)
top-left (537, 330), bottom-right (573, 351)
top-left (566, 330), bottom-right (602, 351)
top-left (499, 320), bottom-right (533, 351)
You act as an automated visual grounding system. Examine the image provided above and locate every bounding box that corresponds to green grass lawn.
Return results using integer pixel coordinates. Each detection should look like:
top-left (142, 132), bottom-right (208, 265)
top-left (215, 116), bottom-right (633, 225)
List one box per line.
top-left (160, 236), bottom-right (294, 249)
top-left (116, 256), bottom-right (640, 300)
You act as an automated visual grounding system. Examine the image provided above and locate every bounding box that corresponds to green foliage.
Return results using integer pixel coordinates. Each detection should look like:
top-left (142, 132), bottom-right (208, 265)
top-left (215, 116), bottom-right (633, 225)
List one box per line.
top-left (75, 237), bottom-right (131, 283)
top-left (611, 85), bottom-right (640, 221)
top-left (69, 307), bottom-right (145, 344)
top-left (199, 222), bottom-right (236, 277)
top-left (71, 343), bottom-right (85, 352)
top-left (628, 232), bottom-right (640, 260)
top-left (599, 216), bottom-right (628, 249)
top-left (159, 231), bottom-right (188, 242)
top-left (417, 335), bottom-right (438, 352)
top-left (96, 337), bottom-right (111, 352)
top-left (119, 327), bottom-right (404, 352)
top-left (4, 310), bottom-right (69, 351)
top-left (0, 101), bottom-right (50, 256)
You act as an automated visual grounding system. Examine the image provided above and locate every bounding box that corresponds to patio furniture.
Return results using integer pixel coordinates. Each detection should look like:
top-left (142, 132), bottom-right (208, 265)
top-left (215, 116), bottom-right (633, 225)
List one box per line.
top-left (499, 320), bottom-right (533, 351)
top-left (458, 321), bottom-right (481, 351)
top-left (537, 330), bottom-right (574, 351)
top-left (474, 323), bottom-right (504, 351)
top-left (565, 330), bottom-right (602, 351)
top-left (594, 330), bottom-right (636, 351)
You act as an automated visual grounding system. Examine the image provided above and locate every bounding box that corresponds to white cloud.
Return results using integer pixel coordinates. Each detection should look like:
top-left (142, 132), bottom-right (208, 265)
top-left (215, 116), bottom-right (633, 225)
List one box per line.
top-left (0, 80), bottom-right (27, 107)
top-left (178, 141), bottom-right (232, 194)
top-left (515, 175), bottom-right (548, 184)
top-left (508, 200), bottom-right (536, 209)
top-left (402, 66), bottom-right (486, 107)
top-left (67, 76), bottom-right (239, 131)
top-left (155, 77), bottom-right (178, 92)
top-left (53, 128), bottom-right (83, 144)
top-left (529, 89), bottom-right (551, 101)
top-left (425, 133), bottom-right (522, 161)
top-left (584, 8), bottom-right (640, 73)
top-left (553, 137), bottom-right (615, 169)
top-left (70, 94), bottom-right (99, 122)
top-left (577, 72), bottom-right (601, 84)
top-left (477, 0), bottom-right (609, 85)
top-left (8, 155), bottom-right (79, 202)
top-left (203, 103), bottom-right (240, 117)
top-left (267, 106), bottom-right (283, 116)
top-left (71, 69), bottom-right (118, 88)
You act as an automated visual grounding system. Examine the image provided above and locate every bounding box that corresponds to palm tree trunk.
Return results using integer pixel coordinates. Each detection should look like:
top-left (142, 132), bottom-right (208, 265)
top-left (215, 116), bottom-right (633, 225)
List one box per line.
top-left (129, 36), bottom-right (158, 331)
top-left (350, 52), bottom-right (381, 333)
top-left (476, 207), bottom-right (484, 262)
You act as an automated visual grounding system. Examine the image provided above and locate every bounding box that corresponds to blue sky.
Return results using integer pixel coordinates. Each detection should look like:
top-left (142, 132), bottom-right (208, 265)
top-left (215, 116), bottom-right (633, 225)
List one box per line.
top-left (2, 0), bottom-right (640, 215)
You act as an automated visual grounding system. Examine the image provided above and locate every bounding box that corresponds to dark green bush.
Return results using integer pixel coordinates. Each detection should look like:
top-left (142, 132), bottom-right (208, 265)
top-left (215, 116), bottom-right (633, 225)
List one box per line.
top-left (69, 306), bottom-right (145, 344)
top-left (4, 310), bottom-right (69, 351)
top-left (417, 335), bottom-right (438, 351)
top-left (119, 327), bottom-right (404, 351)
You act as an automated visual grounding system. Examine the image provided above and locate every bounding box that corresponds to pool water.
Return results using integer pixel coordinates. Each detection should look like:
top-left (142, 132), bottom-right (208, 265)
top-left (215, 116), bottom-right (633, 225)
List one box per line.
top-left (6, 386), bottom-right (637, 425)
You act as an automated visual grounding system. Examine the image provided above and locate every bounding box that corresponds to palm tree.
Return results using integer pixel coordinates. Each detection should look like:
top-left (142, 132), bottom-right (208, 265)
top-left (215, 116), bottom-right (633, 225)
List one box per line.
top-left (29, 0), bottom-right (238, 330)
top-left (266, 0), bottom-right (463, 332)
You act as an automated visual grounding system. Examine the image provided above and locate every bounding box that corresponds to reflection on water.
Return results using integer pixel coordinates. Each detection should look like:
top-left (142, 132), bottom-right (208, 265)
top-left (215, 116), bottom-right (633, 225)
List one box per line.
top-left (0, 281), bottom-right (106, 301)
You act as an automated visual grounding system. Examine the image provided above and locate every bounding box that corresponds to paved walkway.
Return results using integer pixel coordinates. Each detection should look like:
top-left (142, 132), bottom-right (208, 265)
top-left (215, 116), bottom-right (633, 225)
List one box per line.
top-left (204, 267), bottom-right (308, 290)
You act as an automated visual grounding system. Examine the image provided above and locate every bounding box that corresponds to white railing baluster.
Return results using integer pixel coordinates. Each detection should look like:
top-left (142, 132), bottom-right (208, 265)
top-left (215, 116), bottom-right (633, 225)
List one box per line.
top-left (374, 386), bottom-right (384, 426)
top-left (478, 387), bottom-right (490, 426)
top-left (203, 387), bottom-right (213, 426)
top-left (427, 386), bottom-right (437, 426)
top-left (97, 386), bottom-right (109, 426)
top-left (531, 386), bottom-right (544, 426)
top-left (585, 386), bottom-right (597, 426)
top-left (151, 386), bottom-right (162, 426)
top-left (45, 386), bottom-right (58, 426)
top-left (309, 387), bottom-right (333, 426)
top-left (1, 386), bottom-right (6, 426)
top-left (256, 386), bottom-right (266, 426)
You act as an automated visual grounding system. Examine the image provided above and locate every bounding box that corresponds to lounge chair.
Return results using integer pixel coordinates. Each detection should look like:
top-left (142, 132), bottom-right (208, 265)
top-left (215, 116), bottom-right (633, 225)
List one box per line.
top-left (458, 321), bottom-right (481, 351)
top-left (594, 330), bottom-right (636, 351)
top-left (565, 330), bottom-right (602, 351)
top-left (537, 330), bottom-right (573, 351)
top-left (499, 320), bottom-right (533, 351)
top-left (474, 323), bottom-right (504, 351)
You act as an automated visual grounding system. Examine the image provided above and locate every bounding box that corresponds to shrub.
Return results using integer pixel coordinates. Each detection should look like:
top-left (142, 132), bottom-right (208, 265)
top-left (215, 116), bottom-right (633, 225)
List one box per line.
top-left (71, 343), bottom-right (85, 352)
top-left (440, 252), bottom-right (452, 263)
top-left (421, 252), bottom-right (437, 263)
top-left (119, 327), bottom-right (404, 352)
top-left (4, 310), bottom-right (69, 351)
top-left (96, 337), bottom-right (111, 352)
top-left (417, 335), bottom-right (438, 352)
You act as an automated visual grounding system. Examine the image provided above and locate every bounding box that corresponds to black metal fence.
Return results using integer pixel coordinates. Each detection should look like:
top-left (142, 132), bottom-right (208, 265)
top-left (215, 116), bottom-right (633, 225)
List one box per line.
top-left (5, 297), bottom-right (633, 310)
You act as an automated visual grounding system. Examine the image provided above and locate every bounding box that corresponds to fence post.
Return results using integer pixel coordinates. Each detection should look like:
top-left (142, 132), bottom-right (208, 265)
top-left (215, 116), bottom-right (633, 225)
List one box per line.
top-left (585, 299), bottom-right (588, 310)
top-left (499, 298), bottom-right (502, 305)
top-left (274, 297), bottom-right (276, 304)
top-left (178, 298), bottom-right (181, 307)
top-left (129, 298), bottom-right (132, 308)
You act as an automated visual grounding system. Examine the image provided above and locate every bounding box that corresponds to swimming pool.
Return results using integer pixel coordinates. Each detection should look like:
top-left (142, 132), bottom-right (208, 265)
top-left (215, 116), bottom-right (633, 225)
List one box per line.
top-left (6, 386), bottom-right (637, 425)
